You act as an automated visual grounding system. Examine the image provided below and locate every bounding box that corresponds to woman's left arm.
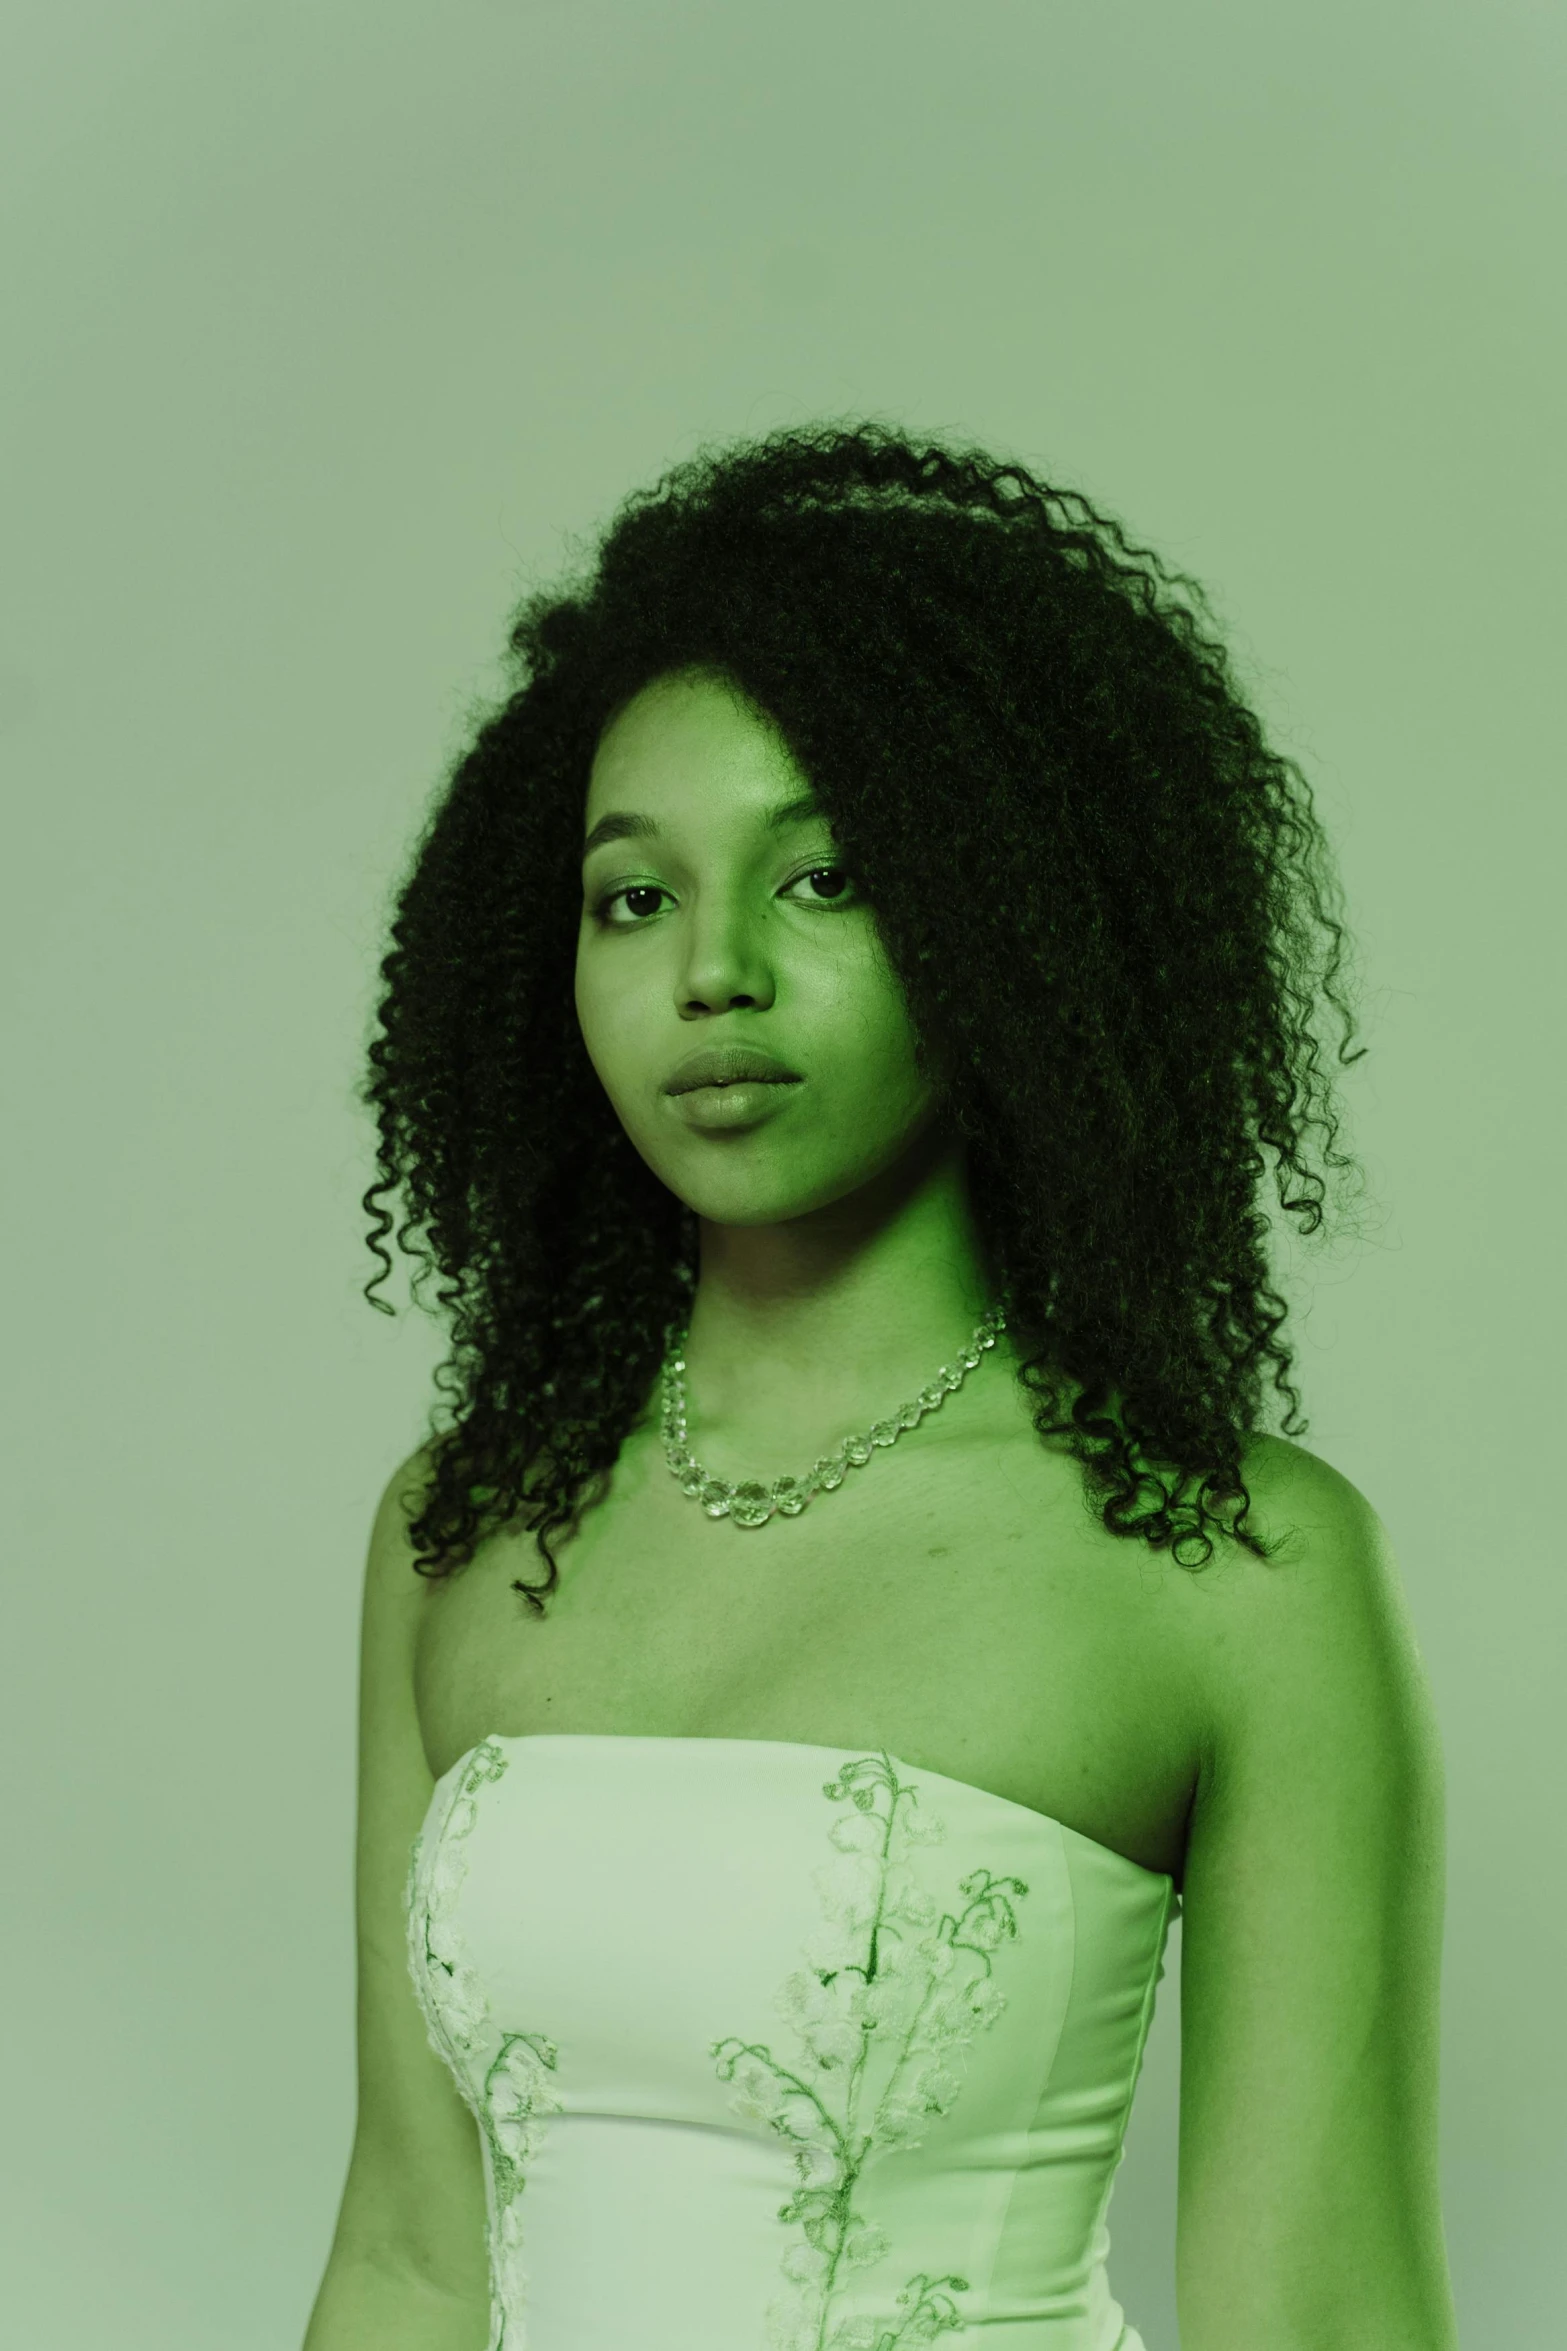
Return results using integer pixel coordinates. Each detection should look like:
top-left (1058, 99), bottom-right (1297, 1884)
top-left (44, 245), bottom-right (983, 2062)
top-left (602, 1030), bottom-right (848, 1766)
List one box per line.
top-left (1175, 1444), bottom-right (1461, 2351)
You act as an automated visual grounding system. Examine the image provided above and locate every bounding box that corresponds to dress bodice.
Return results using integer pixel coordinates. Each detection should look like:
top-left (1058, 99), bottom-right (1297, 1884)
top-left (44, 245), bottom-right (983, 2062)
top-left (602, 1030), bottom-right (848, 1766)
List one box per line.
top-left (404, 1732), bottom-right (1178, 2349)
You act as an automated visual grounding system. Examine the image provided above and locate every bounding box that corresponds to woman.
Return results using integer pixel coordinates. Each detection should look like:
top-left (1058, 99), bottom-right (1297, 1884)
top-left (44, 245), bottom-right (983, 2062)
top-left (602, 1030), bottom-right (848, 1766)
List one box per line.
top-left (304, 423), bottom-right (1458, 2349)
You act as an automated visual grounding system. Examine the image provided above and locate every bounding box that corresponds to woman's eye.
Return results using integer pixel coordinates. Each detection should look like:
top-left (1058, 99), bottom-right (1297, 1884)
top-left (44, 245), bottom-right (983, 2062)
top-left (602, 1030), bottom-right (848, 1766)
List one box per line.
top-left (594, 884), bottom-right (665, 925)
top-left (788, 864), bottom-right (857, 907)
top-left (592, 865), bottom-right (858, 926)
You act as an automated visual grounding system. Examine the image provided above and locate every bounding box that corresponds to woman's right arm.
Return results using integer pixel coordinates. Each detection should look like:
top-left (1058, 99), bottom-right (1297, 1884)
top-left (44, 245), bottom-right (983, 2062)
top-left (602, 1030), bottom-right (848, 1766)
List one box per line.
top-left (302, 1449), bottom-right (492, 2349)
top-left (302, 2255), bottom-right (488, 2351)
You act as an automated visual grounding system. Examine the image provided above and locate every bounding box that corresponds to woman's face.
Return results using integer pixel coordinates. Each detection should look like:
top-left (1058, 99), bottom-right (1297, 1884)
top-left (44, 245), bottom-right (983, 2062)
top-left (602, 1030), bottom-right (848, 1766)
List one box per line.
top-left (574, 668), bottom-right (952, 1234)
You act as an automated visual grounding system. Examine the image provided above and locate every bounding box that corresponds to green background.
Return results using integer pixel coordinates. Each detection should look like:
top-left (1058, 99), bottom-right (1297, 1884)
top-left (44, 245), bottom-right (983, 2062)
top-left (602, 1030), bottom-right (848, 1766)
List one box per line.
top-left (3, 3), bottom-right (1560, 2342)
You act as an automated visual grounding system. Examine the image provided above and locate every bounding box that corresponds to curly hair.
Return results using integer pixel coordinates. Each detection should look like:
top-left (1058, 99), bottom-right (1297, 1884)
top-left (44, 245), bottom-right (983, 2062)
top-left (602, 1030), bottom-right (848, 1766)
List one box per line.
top-left (355, 417), bottom-right (1373, 1615)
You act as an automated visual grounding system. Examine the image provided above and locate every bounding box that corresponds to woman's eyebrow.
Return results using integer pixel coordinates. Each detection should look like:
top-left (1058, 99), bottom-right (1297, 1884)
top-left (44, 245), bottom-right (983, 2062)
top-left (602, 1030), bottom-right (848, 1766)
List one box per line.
top-left (581, 792), bottom-right (824, 860)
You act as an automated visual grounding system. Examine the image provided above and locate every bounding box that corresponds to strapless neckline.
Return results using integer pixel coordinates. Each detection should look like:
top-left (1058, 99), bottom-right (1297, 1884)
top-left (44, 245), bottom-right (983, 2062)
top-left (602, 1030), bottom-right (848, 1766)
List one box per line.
top-left (448, 1728), bottom-right (1177, 1885)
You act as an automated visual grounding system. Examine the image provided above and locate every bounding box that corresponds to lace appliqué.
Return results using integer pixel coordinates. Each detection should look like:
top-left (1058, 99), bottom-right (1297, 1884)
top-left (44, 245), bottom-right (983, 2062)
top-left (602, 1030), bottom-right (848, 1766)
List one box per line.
top-left (710, 1750), bottom-right (1031, 2351)
top-left (404, 1740), bottom-right (564, 2350)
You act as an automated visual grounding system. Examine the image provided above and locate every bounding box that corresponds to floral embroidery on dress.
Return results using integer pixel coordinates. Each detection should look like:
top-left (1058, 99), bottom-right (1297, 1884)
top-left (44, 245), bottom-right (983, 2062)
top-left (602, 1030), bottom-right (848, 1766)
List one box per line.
top-left (710, 1750), bottom-right (1031, 2351)
top-left (405, 1741), bottom-right (507, 2088)
top-left (404, 1740), bottom-right (564, 2350)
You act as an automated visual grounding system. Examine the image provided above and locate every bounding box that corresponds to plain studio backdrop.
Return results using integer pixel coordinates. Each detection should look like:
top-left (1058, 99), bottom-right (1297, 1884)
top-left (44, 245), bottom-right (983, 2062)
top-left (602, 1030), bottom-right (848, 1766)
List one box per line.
top-left (2, 3), bottom-right (1561, 2343)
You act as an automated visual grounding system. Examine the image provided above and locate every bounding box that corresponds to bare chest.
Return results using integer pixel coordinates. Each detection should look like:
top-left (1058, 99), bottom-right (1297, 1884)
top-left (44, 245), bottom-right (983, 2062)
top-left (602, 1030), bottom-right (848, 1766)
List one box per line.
top-left (413, 1416), bottom-right (1213, 1884)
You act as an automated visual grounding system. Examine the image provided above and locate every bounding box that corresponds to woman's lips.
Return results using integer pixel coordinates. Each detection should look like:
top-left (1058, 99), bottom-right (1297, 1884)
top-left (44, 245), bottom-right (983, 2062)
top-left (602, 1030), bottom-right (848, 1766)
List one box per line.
top-left (668, 1077), bottom-right (802, 1127)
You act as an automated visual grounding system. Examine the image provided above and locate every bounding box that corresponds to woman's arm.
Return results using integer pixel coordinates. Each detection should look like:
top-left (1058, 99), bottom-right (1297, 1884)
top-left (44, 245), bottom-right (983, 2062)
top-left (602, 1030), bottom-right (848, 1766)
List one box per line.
top-left (1176, 1443), bottom-right (1460, 2351)
top-left (301, 1450), bottom-right (492, 2347)
top-left (302, 2252), bottom-right (488, 2351)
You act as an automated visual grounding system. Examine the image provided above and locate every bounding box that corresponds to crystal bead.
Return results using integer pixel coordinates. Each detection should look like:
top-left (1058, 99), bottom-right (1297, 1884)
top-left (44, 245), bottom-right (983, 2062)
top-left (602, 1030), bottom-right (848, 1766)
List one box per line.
top-left (699, 1479), bottom-right (733, 1516)
top-left (677, 1465), bottom-right (705, 1499)
top-left (843, 1434), bottom-right (871, 1466)
top-left (729, 1482), bottom-right (775, 1528)
top-left (812, 1455), bottom-right (847, 1490)
top-left (918, 1384), bottom-right (947, 1411)
top-left (869, 1419), bottom-right (899, 1447)
top-left (896, 1399), bottom-right (924, 1429)
top-left (956, 1343), bottom-right (981, 1369)
top-left (938, 1365), bottom-right (964, 1392)
top-left (774, 1477), bottom-right (810, 1515)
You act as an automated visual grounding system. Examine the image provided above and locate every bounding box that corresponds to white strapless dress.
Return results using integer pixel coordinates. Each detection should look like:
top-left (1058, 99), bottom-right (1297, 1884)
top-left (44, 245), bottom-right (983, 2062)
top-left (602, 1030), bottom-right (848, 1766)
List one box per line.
top-left (404, 1732), bottom-right (1179, 2349)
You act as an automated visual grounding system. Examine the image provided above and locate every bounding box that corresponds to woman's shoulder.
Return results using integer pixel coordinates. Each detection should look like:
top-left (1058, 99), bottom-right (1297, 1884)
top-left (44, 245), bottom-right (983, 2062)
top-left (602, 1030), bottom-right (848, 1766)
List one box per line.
top-left (1182, 1432), bottom-right (1425, 1758)
top-left (1231, 1429), bottom-right (1384, 1572)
